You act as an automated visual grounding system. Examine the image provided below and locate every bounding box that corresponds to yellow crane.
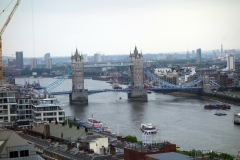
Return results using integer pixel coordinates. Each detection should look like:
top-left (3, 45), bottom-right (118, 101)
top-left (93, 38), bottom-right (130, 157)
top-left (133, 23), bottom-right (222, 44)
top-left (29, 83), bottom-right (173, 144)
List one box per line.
top-left (0, 0), bottom-right (21, 80)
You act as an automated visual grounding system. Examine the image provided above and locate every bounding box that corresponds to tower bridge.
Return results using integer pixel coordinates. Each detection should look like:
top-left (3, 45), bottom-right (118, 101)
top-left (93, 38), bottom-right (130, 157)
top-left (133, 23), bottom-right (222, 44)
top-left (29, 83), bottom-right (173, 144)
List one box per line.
top-left (69, 46), bottom-right (148, 104)
top-left (39, 46), bottom-right (221, 104)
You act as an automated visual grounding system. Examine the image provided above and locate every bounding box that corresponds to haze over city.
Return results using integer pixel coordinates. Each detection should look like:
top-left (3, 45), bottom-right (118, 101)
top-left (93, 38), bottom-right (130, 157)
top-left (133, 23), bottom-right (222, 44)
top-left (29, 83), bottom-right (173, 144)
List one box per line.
top-left (0, 0), bottom-right (240, 57)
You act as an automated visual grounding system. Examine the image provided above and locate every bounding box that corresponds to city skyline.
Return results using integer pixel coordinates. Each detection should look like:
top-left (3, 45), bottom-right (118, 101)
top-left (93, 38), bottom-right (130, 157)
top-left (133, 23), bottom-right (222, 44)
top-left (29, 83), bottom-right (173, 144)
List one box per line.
top-left (0, 0), bottom-right (240, 57)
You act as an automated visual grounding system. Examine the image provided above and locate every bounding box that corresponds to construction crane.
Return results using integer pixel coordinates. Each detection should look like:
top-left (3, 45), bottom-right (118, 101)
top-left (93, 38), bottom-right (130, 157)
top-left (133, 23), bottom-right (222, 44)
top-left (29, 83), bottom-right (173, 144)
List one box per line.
top-left (0, 0), bottom-right (21, 80)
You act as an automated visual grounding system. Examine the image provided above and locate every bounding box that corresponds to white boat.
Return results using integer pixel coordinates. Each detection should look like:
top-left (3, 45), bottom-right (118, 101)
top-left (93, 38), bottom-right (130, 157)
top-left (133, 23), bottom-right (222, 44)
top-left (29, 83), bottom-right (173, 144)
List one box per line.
top-left (140, 123), bottom-right (158, 133)
top-left (87, 118), bottom-right (102, 127)
top-left (101, 126), bottom-right (111, 134)
top-left (234, 113), bottom-right (240, 125)
top-left (147, 90), bottom-right (152, 94)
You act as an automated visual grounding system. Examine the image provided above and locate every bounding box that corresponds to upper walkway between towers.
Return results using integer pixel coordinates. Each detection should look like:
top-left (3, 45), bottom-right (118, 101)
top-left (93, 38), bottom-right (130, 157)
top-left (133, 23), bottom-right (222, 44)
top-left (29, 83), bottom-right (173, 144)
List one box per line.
top-left (83, 62), bottom-right (133, 68)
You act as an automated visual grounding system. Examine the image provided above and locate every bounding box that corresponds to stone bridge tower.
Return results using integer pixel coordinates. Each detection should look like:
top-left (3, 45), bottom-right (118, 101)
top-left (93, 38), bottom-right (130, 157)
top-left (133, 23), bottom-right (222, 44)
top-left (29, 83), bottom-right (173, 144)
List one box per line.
top-left (69, 48), bottom-right (88, 104)
top-left (128, 46), bottom-right (147, 101)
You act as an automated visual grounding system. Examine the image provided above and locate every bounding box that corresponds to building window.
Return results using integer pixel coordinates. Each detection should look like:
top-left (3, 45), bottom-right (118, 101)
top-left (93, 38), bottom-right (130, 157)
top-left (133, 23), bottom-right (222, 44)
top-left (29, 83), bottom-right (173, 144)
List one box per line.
top-left (20, 150), bottom-right (29, 157)
top-left (10, 151), bottom-right (18, 158)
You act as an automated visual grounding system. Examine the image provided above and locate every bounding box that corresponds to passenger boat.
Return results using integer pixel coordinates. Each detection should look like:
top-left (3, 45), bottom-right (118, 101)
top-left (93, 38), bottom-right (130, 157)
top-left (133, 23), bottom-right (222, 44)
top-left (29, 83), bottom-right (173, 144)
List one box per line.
top-left (204, 103), bottom-right (231, 110)
top-left (101, 126), bottom-right (111, 134)
top-left (233, 113), bottom-right (240, 125)
top-left (140, 123), bottom-right (158, 133)
top-left (87, 118), bottom-right (102, 127)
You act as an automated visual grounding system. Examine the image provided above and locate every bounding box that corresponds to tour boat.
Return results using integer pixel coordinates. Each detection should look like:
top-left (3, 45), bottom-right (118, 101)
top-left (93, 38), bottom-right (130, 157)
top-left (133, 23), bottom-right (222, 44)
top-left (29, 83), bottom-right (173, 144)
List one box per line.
top-left (140, 123), bottom-right (158, 133)
top-left (233, 113), bottom-right (240, 125)
top-left (101, 126), bottom-right (111, 134)
top-left (87, 118), bottom-right (102, 127)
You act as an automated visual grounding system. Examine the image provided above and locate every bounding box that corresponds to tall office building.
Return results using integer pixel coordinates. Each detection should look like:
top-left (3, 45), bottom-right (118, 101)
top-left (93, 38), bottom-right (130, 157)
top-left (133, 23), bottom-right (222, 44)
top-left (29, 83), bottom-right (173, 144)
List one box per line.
top-left (83, 54), bottom-right (88, 63)
top-left (31, 58), bottom-right (37, 69)
top-left (8, 58), bottom-right (16, 66)
top-left (186, 51), bottom-right (190, 59)
top-left (46, 57), bottom-right (52, 69)
top-left (196, 48), bottom-right (201, 63)
top-left (16, 51), bottom-right (23, 69)
top-left (226, 54), bottom-right (235, 70)
top-left (44, 53), bottom-right (50, 59)
top-left (94, 53), bottom-right (102, 63)
top-left (212, 50), bottom-right (217, 59)
top-left (221, 44), bottom-right (223, 54)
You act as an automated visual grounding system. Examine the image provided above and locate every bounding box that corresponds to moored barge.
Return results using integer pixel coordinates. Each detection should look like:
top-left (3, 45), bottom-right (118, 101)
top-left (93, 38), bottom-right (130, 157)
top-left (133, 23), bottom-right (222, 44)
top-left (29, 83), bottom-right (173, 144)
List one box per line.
top-left (204, 103), bottom-right (231, 110)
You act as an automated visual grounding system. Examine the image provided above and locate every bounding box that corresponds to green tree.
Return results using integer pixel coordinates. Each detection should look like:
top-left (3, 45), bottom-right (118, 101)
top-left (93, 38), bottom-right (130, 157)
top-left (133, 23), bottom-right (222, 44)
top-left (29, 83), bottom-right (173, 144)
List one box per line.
top-left (125, 135), bottom-right (138, 143)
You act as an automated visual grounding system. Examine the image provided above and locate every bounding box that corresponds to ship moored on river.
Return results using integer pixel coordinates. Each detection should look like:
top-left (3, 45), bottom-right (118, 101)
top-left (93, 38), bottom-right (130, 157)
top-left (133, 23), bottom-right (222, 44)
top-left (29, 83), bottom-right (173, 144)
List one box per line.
top-left (204, 103), bottom-right (231, 110)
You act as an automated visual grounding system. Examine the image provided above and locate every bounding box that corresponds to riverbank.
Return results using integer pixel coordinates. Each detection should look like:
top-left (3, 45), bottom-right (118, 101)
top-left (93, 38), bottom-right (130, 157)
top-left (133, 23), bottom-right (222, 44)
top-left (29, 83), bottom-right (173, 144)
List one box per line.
top-left (203, 92), bottom-right (240, 106)
top-left (166, 91), bottom-right (240, 106)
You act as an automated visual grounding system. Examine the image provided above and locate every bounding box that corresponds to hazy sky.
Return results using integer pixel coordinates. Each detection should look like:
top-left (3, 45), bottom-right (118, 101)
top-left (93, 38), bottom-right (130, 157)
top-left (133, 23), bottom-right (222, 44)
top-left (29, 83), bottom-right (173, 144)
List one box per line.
top-left (0, 0), bottom-right (239, 57)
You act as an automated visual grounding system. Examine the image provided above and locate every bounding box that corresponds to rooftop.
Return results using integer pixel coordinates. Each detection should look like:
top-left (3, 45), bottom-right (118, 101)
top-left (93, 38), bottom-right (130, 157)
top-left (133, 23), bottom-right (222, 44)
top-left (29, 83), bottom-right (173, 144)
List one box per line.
top-left (0, 129), bottom-right (29, 154)
top-left (146, 152), bottom-right (192, 160)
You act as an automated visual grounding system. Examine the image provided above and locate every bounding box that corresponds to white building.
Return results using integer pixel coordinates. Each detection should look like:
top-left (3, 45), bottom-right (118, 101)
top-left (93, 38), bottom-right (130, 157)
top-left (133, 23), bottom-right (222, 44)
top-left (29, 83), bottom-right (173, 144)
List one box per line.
top-left (32, 97), bottom-right (65, 122)
top-left (154, 68), bottom-right (172, 76)
top-left (31, 58), bottom-right (37, 69)
top-left (226, 54), bottom-right (235, 70)
top-left (80, 135), bottom-right (108, 154)
top-left (83, 54), bottom-right (88, 63)
top-left (154, 67), bottom-right (196, 85)
top-left (0, 90), bottom-right (17, 123)
top-left (94, 53), bottom-right (102, 63)
top-left (46, 57), bottom-right (52, 69)
top-left (178, 67), bottom-right (196, 84)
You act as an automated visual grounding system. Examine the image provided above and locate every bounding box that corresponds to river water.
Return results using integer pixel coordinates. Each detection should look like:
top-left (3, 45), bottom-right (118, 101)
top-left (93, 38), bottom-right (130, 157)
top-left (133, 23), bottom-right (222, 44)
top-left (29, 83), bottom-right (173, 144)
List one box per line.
top-left (16, 78), bottom-right (240, 155)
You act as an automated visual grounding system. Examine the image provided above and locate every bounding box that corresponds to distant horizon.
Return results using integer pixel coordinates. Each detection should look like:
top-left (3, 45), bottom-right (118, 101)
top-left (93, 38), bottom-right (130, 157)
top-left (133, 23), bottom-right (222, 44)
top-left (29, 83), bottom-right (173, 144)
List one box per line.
top-left (2, 48), bottom-right (240, 59)
top-left (1, 0), bottom-right (239, 57)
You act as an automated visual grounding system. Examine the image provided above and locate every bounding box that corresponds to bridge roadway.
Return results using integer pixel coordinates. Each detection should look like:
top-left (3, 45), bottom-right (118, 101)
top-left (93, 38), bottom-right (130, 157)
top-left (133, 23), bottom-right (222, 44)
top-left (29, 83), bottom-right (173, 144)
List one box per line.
top-left (49, 87), bottom-right (203, 95)
top-left (50, 89), bottom-right (131, 95)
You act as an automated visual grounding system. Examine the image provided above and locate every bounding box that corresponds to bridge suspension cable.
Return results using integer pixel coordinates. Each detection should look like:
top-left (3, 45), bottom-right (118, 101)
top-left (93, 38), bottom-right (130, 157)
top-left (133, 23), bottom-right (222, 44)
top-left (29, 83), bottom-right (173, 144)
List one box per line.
top-left (41, 66), bottom-right (220, 93)
top-left (143, 67), bottom-right (204, 88)
top-left (39, 68), bottom-right (73, 93)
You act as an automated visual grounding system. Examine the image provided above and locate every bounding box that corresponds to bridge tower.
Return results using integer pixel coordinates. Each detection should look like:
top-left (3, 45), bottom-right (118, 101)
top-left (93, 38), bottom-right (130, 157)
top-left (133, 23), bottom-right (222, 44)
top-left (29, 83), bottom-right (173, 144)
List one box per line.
top-left (69, 48), bottom-right (88, 104)
top-left (128, 46), bottom-right (148, 101)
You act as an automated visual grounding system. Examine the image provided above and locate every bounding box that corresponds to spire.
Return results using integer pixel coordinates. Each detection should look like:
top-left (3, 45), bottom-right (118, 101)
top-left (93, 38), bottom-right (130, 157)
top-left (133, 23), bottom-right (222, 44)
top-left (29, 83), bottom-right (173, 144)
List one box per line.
top-left (75, 47), bottom-right (78, 55)
top-left (134, 46), bottom-right (138, 55)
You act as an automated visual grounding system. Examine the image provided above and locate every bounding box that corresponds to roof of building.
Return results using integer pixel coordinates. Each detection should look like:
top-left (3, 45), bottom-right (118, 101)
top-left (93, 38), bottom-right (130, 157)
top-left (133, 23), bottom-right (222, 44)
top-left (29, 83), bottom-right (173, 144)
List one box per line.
top-left (1, 155), bottom-right (44, 160)
top-left (0, 130), bottom-right (29, 154)
top-left (33, 123), bottom-right (105, 141)
top-left (84, 135), bottom-right (104, 141)
top-left (146, 152), bottom-right (192, 160)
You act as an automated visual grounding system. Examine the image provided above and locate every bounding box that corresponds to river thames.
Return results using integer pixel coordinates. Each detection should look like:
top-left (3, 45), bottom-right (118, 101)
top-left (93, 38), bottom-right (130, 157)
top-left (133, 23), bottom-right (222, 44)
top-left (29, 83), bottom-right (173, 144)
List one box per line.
top-left (16, 78), bottom-right (240, 155)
